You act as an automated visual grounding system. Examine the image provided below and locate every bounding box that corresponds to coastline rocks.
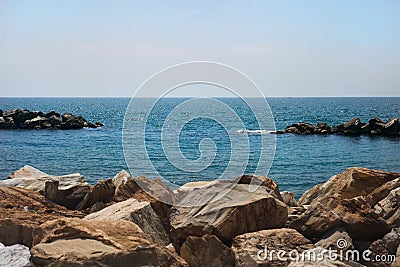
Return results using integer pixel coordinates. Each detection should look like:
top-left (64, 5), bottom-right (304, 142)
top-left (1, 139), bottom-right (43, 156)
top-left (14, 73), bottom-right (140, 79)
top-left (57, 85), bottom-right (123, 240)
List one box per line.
top-left (289, 196), bottom-right (389, 241)
top-left (0, 109), bottom-right (103, 130)
top-left (30, 218), bottom-right (188, 267)
top-left (76, 178), bottom-right (115, 210)
top-left (374, 188), bottom-right (400, 228)
top-left (180, 234), bottom-right (235, 267)
top-left (278, 117), bottom-right (400, 136)
top-left (281, 191), bottom-right (298, 207)
top-left (299, 167), bottom-right (400, 205)
top-left (85, 198), bottom-right (170, 246)
top-left (170, 182), bottom-right (288, 248)
top-left (0, 165), bottom-right (89, 194)
top-left (0, 186), bottom-right (83, 247)
top-left (45, 180), bottom-right (91, 210)
top-left (366, 228), bottom-right (399, 267)
top-left (0, 242), bottom-right (31, 267)
top-left (231, 228), bottom-right (314, 267)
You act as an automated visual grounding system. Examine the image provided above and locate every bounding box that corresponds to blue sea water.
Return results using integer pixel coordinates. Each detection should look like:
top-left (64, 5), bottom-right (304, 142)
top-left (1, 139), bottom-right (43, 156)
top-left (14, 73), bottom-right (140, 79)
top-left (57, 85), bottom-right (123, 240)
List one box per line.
top-left (0, 97), bottom-right (399, 198)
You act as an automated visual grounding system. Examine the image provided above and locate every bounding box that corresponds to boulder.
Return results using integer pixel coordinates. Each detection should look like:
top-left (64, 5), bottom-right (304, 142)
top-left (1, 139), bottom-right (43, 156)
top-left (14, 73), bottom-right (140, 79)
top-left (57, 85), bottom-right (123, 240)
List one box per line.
top-left (285, 122), bottom-right (316, 134)
top-left (180, 235), bottom-right (235, 267)
top-left (299, 167), bottom-right (400, 205)
top-left (170, 182), bottom-right (288, 248)
top-left (231, 228), bottom-right (314, 267)
top-left (30, 218), bottom-right (188, 267)
top-left (0, 186), bottom-right (83, 247)
top-left (237, 174), bottom-right (283, 201)
top-left (315, 227), bottom-right (354, 253)
top-left (76, 178), bottom-right (115, 210)
top-left (366, 177), bottom-right (400, 206)
top-left (23, 116), bottom-right (50, 129)
top-left (366, 228), bottom-right (399, 267)
top-left (60, 115), bottom-right (87, 129)
top-left (316, 122), bottom-right (331, 131)
top-left (45, 180), bottom-right (91, 210)
top-left (281, 191), bottom-right (298, 207)
top-left (0, 242), bottom-right (31, 267)
top-left (382, 118), bottom-right (400, 136)
top-left (374, 188), bottom-right (400, 228)
top-left (85, 198), bottom-right (170, 246)
top-left (0, 165), bottom-right (89, 193)
top-left (290, 196), bottom-right (389, 241)
top-left (332, 117), bottom-right (362, 136)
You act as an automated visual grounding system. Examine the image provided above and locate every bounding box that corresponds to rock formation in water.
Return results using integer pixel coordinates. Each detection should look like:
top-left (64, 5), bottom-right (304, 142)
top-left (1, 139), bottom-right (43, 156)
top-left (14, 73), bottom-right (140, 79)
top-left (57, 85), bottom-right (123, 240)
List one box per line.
top-left (0, 109), bottom-right (104, 129)
top-left (0, 165), bottom-right (400, 266)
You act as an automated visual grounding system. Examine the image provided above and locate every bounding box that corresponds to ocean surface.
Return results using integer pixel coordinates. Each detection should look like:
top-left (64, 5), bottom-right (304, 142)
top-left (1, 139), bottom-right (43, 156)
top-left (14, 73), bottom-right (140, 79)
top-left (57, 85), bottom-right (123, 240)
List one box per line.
top-left (1, 97), bottom-right (399, 198)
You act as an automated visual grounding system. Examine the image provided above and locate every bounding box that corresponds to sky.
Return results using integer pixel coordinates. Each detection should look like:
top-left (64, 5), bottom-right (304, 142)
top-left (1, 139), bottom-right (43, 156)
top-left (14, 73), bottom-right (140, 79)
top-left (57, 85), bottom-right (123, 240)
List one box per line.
top-left (0, 0), bottom-right (399, 97)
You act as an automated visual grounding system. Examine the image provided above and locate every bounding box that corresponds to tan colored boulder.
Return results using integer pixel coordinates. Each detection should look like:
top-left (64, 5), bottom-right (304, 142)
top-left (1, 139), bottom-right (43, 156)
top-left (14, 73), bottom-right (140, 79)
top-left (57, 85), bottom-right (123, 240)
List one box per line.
top-left (289, 196), bottom-right (389, 241)
top-left (367, 177), bottom-right (400, 206)
top-left (180, 234), bottom-right (235, 267)
top-left (281, 191), bottom-right (298, 207)
top-left (236, 174), bottom-right (283, 201)
top-left (0, 186), bottom-right (83, 247)
top-left (76, 178), bottom-right (115, 210)
top-left (231, 228), bottom-right (314, 267)
top-left (170, 182), bottom-right (288, 248)
top-left (30, 218), bottom-right (188, 267)
top-left (315, 227), bottom-right (354, 253)
top-left (374, 188), bottom-right (400, 228)
top-left (299, 168), bottom-right (400, 205)
top-left (44, 180), bottom-right (91, 210)
top-left (0, 165), bottom-right (89, 193)
top-left (85, 198), bottom-right (169, 246)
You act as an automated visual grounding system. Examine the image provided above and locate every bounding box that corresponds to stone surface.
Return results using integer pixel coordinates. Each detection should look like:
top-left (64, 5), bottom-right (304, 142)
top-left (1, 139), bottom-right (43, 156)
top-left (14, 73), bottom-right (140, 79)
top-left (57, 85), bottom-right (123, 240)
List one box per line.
top-left (237, 174), bottom-right (283, 201)
top-left (170, 182), bottom-right (288, 248)
top-left (0, 242), bottom-right (31, 267)
top-left (85, 198), bottom-right (169, 246)
top-left (45, 180), bottom-right (91, 210)
top-left (76, 178), bottom-right (115, 210)
top-left (231, 228), bottom-right (314, 267)
top-left (374, 188), bottom-right (400, 228)
top-left (299, 167), bottom-right (400, 205)
top-left (367, 177), bottom-right (400, 206)
top-left (0, 165), bottom-right (89, 193)
top-left (180, 234), bottom-right (235, 267)
top-left (315, 227), bottom-right (354, 253)
top-left (30, 218), bottom-right (188, 267)
top-left (366, 228), bottom-right (399, 267)
top-left (281, 191), bottom-right (298, 207)
top-left (0, 186), bottom-right (83, 247)
top-left (290, 196), bottom-right (389, 241)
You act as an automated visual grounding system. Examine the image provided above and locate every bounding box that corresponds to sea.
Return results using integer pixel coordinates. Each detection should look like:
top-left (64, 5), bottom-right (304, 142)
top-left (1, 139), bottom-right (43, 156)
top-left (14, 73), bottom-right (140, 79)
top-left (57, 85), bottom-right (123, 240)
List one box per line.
top-left (1, 97), bottom-right (399, 199)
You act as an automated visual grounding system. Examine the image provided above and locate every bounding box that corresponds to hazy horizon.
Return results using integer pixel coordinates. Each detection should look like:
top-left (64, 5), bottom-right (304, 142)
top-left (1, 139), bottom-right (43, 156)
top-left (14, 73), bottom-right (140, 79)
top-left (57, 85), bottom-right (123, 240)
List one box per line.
top-left (1, 1), bottom-right (399, 97)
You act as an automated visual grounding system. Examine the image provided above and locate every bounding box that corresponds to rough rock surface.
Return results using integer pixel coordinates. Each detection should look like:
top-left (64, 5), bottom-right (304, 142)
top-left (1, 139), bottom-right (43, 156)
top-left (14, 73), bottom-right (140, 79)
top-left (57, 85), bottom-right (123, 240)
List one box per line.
top-left (290, 196), bottom-right (389, 241)
top-left (231, 228), bottom-right (314, 267)
top-left (180, 234), bottom-right (235, 267)
top-left (236, 174), bottom-right (283, 201)
top-left (170, 182), bottom-right (288, 248)
top-left (374, 188), bottom-right (400, 228)
top-left (85, 198), bottom-right (170, 246)
top-left (45, 180), bottom-right (91, 210)
top-left (366, 228), bottom-right (400, 267)
top-left (367, 177), bottom-right (400, 206)
top-left (0, 242), bottom-right (31, 267)
top-left (281, 191), bottom-right (298, 207)
top-left (299, 167), bottom-right (400, 205)
top-left (315, 227), bottom-right (354, 253)
top-left (76, 178), bottom-right (115, 210)
top-left (0, 165), bottom-right (89, 193)
top-left (30, 218), bottom-right (188, 267)
top-left (0, 186), bottom-right (83, 247)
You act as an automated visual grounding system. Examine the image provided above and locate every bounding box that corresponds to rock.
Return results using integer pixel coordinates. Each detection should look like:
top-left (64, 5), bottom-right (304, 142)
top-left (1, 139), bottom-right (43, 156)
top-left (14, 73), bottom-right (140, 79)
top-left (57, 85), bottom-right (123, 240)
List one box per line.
top-left (382, 118), bottom-right (400, 136)
top-left (290, 196), bottom-right (389, 241)
top-left (315, 227), bottom-right (354, 253)
top-left (231, 228), bottom-right (314, 267)
top-left (88, 201), bottom-right (106, 213)
top-left (60, 114), bottom-right (87, 129)
top-left (45, 180), bottom-right (91, 210)
top-left (281, 191), bottom-right (298, 207)
top-left (0, 242), bottom-right (31, 267)
top-left (0, 186), bottom-right (83, 247)
top-left (170, 182), bottom-right (288, 248)
top-left (30, 218), bottom-right (188, 267)
top-left (76, 178), bottom-right (115, 210)
top-left (366, 177), bottom-right (400, 206)
top-left (237, 174), bottom-right (283, 201)
top-left (0, 165), bottom-right (89, 193)
top-left (85, 198), bottom-right (170, 246)
top-left (366, 228), bottom-right (399, 267)
top-left (374, 188), bottom-right (400, 228)
top-left (23, 116), bottom-right (50, 129)
top-left (48, 114), bottom-right (62, 126)
top-left (44, 110), bottom-right (60, 118)
top-left (180, 234), bottom-right (235, 267)
top-left (317, 122), bottom-right (331, 131)
top-left (112, 169), bottom-right (131, 189)
top-left (299, 167), bottom-right (400, 205)
top-left (285, 122), bottom-right (316, 134)
top-left (332, 117), bottom-right (362, 136)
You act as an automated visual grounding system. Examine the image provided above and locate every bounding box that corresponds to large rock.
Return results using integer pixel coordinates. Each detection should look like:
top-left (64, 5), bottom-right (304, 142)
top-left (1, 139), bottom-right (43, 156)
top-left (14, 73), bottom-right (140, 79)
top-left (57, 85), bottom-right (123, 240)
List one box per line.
top-left (0, 165), bottom-right (89, 193)
top-left (381, 118), bottom-right (400, 136)
top-left (315, 227), bottom-right (354, 253)
top-left (366, 228), bottom-right (399, 267)
top-left (231, 228), bottom-right (314, 267)
top-left (30, 218), bottom-right (187, 267)
top-left (285, 122), bottom-right (316, 134)
top-left (299, 167), bottom-right (400, 205)
top-left (76, 178), bottom-right (115, 210)
top-left (290, 196), bottom-right (389, 241)
top-left (180, 234), bottom-right (235, 267)
top-left (374, 188), bottom-right (400, 228)
top-left (0, 186), bottom-right (83, 247)
top-left (332, 117), bottom-right (362, 136)
top-left (281, 191), bottom-right (298, 207)
top-left (367, 177), bottom-right (400, 206)
top-left (45, 180), bottom-right (91, 210)
top-left (85, 198), bottom-right (169, 246)
top-left (170, 182), bottom-right (288, 248)
top-left (0, 242), bottom-right (31, 267)
top-left (236, 174), bottom-right (283, 201)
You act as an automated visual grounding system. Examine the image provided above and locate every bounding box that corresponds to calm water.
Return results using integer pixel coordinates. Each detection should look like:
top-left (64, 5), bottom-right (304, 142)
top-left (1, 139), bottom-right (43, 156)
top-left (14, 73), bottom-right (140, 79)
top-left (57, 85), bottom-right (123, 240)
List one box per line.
top-left (0, 97), bottom-right (399, 198)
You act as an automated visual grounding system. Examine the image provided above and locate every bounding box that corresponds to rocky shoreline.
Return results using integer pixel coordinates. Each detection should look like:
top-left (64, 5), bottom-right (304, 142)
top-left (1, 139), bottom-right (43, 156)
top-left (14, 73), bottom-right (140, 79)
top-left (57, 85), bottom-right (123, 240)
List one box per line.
top-left (0, 109), bottom-right (104, 130)
top-left (274, 117), bottom-right (400, 136)
top-left (0, 166), bottom-right (399, 266)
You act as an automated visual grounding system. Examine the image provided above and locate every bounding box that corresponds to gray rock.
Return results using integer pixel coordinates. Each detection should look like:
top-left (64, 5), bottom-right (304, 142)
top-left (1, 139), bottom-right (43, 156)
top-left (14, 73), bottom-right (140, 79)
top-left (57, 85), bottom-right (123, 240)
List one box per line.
top-left (374, 188), bottom-right (400, 228)
top-left (0, 242), bottom-right (31, 267)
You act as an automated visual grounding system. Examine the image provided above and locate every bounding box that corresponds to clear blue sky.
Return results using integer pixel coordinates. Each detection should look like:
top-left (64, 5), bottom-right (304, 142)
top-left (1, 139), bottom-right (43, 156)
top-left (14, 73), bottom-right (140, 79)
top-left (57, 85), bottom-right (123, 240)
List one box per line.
top-left (1, 0), bottom-right (399, 97)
